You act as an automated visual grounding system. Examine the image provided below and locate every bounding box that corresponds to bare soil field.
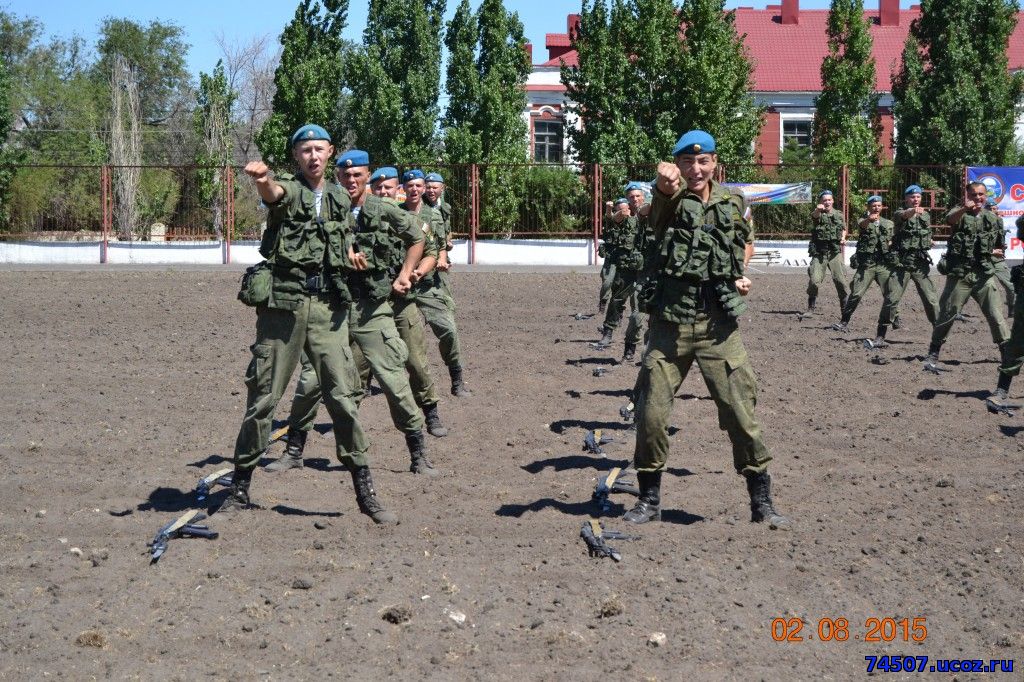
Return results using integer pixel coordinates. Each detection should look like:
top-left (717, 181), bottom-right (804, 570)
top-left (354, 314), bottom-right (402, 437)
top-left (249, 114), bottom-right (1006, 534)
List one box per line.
top-left (0, 267), bottom-right (1021, 680)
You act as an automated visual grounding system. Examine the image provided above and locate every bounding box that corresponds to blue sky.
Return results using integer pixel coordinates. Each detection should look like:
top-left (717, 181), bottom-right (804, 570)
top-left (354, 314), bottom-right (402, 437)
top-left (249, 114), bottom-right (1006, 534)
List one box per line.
top-left (3, 1), bottom-right (918, 79)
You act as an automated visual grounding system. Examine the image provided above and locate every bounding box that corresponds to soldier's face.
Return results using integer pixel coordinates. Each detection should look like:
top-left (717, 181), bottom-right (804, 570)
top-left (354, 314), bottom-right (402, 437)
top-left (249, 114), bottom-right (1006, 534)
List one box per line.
top-left (372, 178), bottom-right (399, 198)
top-left (292, 141), bottom-right (334, 181)
top-left (967, 185), bottom-right (987, 206)
top-left (626, 189), bottom-right (645, 211)
top-left (867, 201), bottom-right (881, 215)
top-left (425, 181), bottom-right (444, 202)
top-left (337, 166), bottom-right (370, 201)
top-left (905, 192), bottom-right (921, 208)
top-left (821, 195), bottom-right (834, 210)
top-left (405, 179), bottom-right (425, 202)
top-left (676, 153), bottom-right (717, 194)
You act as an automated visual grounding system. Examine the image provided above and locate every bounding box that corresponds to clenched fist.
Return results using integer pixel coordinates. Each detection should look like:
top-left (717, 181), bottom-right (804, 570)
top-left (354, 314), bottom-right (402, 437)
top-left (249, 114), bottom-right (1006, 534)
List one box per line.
top-left (656, 161), bottom-right (681, 196)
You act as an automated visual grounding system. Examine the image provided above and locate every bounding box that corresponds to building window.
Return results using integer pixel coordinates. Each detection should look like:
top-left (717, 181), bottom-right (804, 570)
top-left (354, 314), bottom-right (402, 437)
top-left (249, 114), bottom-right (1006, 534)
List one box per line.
top-left (534, 119), bottom-right (564, 163)
top-left (782, 118), bottom-right (812, 148)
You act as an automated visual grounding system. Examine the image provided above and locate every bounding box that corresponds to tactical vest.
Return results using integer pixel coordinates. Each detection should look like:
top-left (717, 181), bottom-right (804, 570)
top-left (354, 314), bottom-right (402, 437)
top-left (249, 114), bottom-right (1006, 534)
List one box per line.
top-left (893, 211), bottom-right (932, 266)
top-left (809, 209), bottom-right (844, 256)
top-left (610, 215), bottom-right (644, 269)
top-left (648, 185), bottom-right (748, 324)
top-left (261, 174), bottom-right (354, 310)
top-left (406, 202), bottom-right (446, 293)
top-left (854, 218), bottom-right (893, 267)
top-left (945, 210), bottom-right (1001, 276)
top-left (346, 195), bottom-right (408, 301)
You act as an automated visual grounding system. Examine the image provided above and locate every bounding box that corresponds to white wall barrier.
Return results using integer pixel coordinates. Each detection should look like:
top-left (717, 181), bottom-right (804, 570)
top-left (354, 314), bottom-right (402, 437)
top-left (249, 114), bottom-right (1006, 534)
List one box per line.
top-left (1, 238), bottom-right (957, 268)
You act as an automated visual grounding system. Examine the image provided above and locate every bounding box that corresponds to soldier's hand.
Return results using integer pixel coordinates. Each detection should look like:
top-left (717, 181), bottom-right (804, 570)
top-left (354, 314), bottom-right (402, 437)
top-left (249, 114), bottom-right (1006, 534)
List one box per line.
top-left (915, 207), bottom-right (925, 215)
top-left (993, 248), bottom-right (1005, 258)
top-left (604, 200), bottom-right (614, 209)
top-left (348, 245), bottom-right (368, 271)
top-left (436, 260), bottom-right (451, 272)
top-left (735, 276), bottom-right (752, 296)
top-left (964, 199), bottom-right (977, 210)
top-left (392, 274), bottom-right (412, 295)
top-left (244, 161), bottom-right (270, 180)
top-left (638, 204), bottom-right (651, 217)
top-left (409, 269), bottom-right (423, 284)
top-left (816, 203), bottom-right (825, 212)
top-left (656, 161), bottom-right (681, 195)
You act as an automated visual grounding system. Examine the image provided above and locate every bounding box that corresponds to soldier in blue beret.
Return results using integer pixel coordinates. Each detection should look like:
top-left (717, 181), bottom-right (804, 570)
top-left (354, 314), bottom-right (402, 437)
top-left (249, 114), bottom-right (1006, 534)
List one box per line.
top-left (227, 124), bottom-right (398, 522)
top-left (622, 130), bottom-right (788, 530)
top-left (370, 166), bottom-right (400, 199)
top-left (872, 184), bottom-right (940, 348)
top-left (421, 169), bottom-right (472, 397)
top-left (985, 195), bottom-right (1016, 319)
top-left (925, 182), bottom-right (1009, 374)
top-left (598, 183), bottom-right (650, 361)
top-left (833, 195), bottom-right (895, 340)
top-left (402, 169), bottom-right (425, 183)
top-left (805, 189), bottom-right (850, 317)
top-left (269, 149), bottom-right (446, 482)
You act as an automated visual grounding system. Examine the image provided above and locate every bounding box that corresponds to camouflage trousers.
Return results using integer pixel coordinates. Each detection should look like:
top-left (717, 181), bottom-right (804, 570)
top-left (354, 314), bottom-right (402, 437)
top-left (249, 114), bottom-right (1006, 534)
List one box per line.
top-left (931, 272), bottom-right (1009, 349)
top-left (881, 264), bottom-right (939, 327)
top-left (602, 268), bottom-right (647, 345)
top-left (633, 315), bottom-right (772, 476)
top-left (415, 273), bottom-right (463, 370)
top-left (806, 250), bottom-right (849, 303)
top-left (289, 298), bottom-right (424, 437)
top-left (233, 294), bottom-right (368, 471)
top-left (843, 264), bottom-right (891, 324)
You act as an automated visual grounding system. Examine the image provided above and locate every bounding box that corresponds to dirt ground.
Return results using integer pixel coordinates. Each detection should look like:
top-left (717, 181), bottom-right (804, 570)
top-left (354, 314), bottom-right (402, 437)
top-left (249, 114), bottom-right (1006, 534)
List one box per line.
top-left (0, 267), bottom-right (1021, 680)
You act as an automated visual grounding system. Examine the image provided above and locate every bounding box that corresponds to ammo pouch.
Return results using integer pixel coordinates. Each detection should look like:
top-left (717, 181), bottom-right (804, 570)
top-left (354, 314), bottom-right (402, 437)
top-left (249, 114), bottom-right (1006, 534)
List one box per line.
top-left (619, 250), bottom-right (644, 271)
top-left (598, 243), bottom-right (607, 258)
top-left (238, 261), bottom-right (272, 307)
top-left (849, 251), bottom-right (861, 270)
top-left (713, 279), bottom-right (746, 319)
top-left (936, 254), bottom-right (949, 275)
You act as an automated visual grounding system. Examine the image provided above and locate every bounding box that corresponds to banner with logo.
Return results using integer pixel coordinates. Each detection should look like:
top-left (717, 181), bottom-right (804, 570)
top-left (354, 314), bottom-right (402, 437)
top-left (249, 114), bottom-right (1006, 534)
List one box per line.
top-left (966, 167), bottom-right (1024, 255)
top-left (724, 182), bottom-right (814, 205)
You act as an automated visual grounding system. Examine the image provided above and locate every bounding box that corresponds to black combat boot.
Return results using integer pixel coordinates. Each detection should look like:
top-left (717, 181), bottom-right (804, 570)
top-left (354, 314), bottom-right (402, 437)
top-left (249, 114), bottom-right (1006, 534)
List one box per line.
top-left (423, 402), bottom-right (448, 437)
top-left (986, 372), bottom-right (1018, 413)
top-left (350, 466), bottom-right (398, 524)
top-left (923, 342), bottom-right (941, 373)
top-left (623, 470), bottom-right (661, 524)
top-left (806, 295), bottom-right (817, 312)
top-left (265, 427), bottom-right (306, 471)
top-left (449, 365), bottom-right (473, 398)
top-left (744, 470), bottom-right (790, 529)
top-left (622, 343), bottom-right (637, 362)
top-left (405, 431), bottom-right (438, 477)
top-left (832, 317), bottom-right (849, 333)
top-left (866, 324), bottom-right (888, 349)
top-left (216, 467), bottom-right (253, 514)
top-left (597, 326), bottom-right (613, 348)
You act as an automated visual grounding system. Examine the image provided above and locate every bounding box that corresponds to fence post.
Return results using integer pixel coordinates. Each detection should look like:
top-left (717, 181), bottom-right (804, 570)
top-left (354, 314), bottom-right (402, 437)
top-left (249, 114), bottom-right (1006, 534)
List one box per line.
top-left (841, 164), bottom-right (849, 227)
top-left (592, 163), bottom-right (603, 264)
top-left (224, 164), bottom-right (233, 265)
top-left (469, 164), bottom-right (478, 265)
top-left (100, 165), bottom-right (110, 264)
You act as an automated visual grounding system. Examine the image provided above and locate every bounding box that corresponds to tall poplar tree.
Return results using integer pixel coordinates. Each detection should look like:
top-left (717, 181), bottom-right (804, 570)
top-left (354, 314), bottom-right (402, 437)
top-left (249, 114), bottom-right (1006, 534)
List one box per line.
top-left (256, 0), bottom-right (348, 164)
top-left (0, 59), bottom-right (25, 230)
top-left (194, 60), bottom-right (236, 239)
top-left (813, 0), bottom-right (879, 165)
top-left (674, 0), bottom-right (762, 165)
top-left (345, 0), bottom-right (445, 162)
top-left (892, 0), bottom-right (1022, 165)
top-left (441, 0), bottom-right (482, 162)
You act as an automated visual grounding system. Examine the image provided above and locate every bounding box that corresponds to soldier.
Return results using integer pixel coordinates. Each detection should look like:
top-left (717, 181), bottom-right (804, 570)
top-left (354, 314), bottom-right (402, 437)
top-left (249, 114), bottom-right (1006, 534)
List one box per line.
top-left (411, 171), bottom-right (473, 398)
top-left (925, 182), bottom-right (1010, 372)
top-left (833, 196), bottom-right (893, 333)
top-left (623, 130), bottom-right (788, 529)
top-left (988, 198), bottom-right (1015, 319)
top-left (597, 199), bottom-right (624, 314)
top-left (871, 185), bottom-right (939, 348)
top-left (224, 124), bottom-right (395, 524)
top-left (268, 150), bottom-right (440, 486)
top-left (370, 166), bottom-right (400, 196)
top-left (986, 214), bottom-right (1024, 412)
top-left (598, 183), bottom-right (648, 360)
top-left (804, 189), bottom-right (849, 316)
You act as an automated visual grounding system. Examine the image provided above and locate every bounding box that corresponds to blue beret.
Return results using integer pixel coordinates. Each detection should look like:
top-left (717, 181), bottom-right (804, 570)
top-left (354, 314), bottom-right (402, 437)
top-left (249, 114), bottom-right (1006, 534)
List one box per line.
top-left (402, 169), bottom-right (425, 183)
top-left (613, 197), bottom-right (628, 207)
top-left (290, 124), bottom-right (331, 148)
top-left (370, 166), bottom-right (398, 183)
top-left (672, 130), bottom-right (716, 156)
top-left (625, 181), bottom-right (646, 192)
top-left (904, 184), bottom-right (923, 195)
top-left (425, 172), bottom-right (444, 183)
top-left (818, 189), bottom-right (833, 199)
top-left (336, 149), bottom-right (370, 168)
top-left (866, 195), bottom-right (883, 204)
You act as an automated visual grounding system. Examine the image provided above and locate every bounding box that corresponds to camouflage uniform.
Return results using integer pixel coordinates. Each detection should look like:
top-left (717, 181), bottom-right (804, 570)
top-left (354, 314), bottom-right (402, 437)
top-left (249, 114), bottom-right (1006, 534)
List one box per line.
top-left (881, 208), bottom-right (939, 329)
top-left (806, 207), bottom-right (849, 312)
top-left (837, 215), bottom-right (893, 329)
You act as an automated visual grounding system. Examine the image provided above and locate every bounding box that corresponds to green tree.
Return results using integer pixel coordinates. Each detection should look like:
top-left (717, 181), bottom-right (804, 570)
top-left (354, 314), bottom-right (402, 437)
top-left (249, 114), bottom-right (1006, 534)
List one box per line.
top-left (812, 0), bottom-right (880, 165)
top-left (94, 18), bottom-right (190, 124)
top-left (674, 0), bottom-right (762, 166)
top-left (892, 0), bottom-right (1023, 165)
top-left (194, 60), bottom-right (236, 239)
top-left (441, 0), bottom-right (482, 162)
top-left (0, 59), bottom-right (26, 230)
top-left (256, 0), bottom-right (349, 164)
top-left (345, 0), bottom-right (445, 162)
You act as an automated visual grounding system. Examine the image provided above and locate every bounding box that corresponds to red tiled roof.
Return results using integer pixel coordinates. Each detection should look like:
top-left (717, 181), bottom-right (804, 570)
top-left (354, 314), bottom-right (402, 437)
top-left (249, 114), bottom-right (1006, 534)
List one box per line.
top-left (546, 33), bottom-right (572, 48)
top-left (526, 84), bottom-right (567, 92)
top-left (539, 7), bottom-right (1024, 93)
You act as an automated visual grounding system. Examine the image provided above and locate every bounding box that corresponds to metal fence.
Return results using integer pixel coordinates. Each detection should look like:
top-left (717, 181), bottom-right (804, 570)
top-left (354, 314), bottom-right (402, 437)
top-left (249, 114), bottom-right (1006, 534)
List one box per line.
top-left (1, 161), bottom-right (973, 261)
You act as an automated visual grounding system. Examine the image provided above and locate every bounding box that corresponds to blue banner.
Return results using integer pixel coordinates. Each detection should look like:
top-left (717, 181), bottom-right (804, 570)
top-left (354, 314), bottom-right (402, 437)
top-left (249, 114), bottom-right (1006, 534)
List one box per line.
top-left (723, 182), bottom-right (814, 205)
top-left (967, 166), bottom-right (1024, 254)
